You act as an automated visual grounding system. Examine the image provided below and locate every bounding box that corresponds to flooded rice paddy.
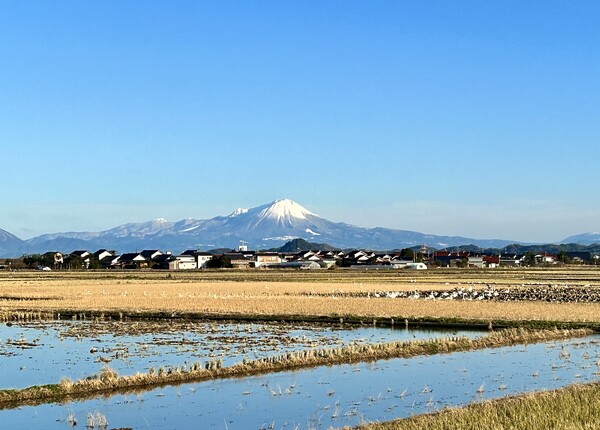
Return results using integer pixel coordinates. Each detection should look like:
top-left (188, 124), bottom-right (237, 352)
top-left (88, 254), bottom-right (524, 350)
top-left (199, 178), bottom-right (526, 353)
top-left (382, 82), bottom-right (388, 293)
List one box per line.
top-left (0, 320), bottom-right (482, 389)
top-left (1, 334), bottom-right (599, 429)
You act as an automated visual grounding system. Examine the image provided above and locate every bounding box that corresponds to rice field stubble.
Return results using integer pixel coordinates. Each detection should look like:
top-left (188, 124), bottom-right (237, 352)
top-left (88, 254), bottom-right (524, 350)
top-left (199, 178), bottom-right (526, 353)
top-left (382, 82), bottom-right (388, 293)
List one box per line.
top-left (2, 269), bottom-right (600, 324)
top-left (2, 269), bottom-right (600, 428)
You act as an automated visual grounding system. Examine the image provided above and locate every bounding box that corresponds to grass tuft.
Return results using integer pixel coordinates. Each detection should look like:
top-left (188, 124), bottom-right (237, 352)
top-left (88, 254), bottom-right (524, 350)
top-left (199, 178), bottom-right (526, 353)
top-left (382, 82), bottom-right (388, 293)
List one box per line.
top-left (354, 381), bottom-right (600, 430)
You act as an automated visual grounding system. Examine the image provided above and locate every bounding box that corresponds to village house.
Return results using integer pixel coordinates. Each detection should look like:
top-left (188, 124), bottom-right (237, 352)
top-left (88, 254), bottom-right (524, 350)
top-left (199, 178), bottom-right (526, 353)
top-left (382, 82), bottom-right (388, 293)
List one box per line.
top-left (342, 250), bottom-right (372, 266)
top-left (500, 254), bottom-right (525, 266)
top-left (94, 249), bottom-right (115, 262)
top-left (224, 252), bottom-right (251, 269)
top-left (151, 254), bottom-right (176, 270)
top-left (535, 253), bottom-right (557, 265)
top-left (99, 254), bottom-right (120, 269)
top-left (171, 254), bottom-right (197, 270)
top-left (115, 253), bottom-right (146, 269)
top-left (483, 255), bottom-right (500, 268)
top-left (195, 252), bottom-right (214, 268)
top-left (140, 249), bottom-right (163, 262)
top-left (433, 251), bottom-right (469, 267)
top-left (253, 252), bottom-right (283, 268)
top-left (69, 250), bottom-right (92, 269)
top-left (467, 255), bottom-right (484, 268)
top-left (30, 242), bottom-right (600, 272)
top-left (180, 250), bottom-right (214, 268)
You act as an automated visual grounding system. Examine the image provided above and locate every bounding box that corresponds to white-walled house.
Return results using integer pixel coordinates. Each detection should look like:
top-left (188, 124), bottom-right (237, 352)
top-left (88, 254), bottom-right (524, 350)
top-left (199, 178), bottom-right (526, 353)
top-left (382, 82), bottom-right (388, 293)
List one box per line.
top-left (319, 257), bottom-right (337, 268)
top-left (181, 250), bottom-right (214, 268)
top-left (170, 255), bottom-right (197, 270)
top-left (254, 252), bottom-right (282, 268)
top-left (468, 256), bottom-right (484, 268)
top-left (195, 252), bottom-right (213, 268)
top-left (500, 254), bottom-right (525, 266)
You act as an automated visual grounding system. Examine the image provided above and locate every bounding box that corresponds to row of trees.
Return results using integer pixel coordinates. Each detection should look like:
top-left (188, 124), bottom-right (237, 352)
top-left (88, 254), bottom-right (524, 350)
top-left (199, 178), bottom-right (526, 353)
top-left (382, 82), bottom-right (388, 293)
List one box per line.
top-left (19, 253), bottom-right (103, 270)
top-left (523, 251), bottom-right (575, 266)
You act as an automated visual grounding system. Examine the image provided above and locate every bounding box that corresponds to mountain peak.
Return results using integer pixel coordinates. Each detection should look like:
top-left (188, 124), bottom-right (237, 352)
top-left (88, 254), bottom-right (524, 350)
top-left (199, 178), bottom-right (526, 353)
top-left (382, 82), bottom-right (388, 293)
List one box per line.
top-left (229, 208), bottom-right (249, 218)
top-left (258, 199), bottom-right (317, 222)
top-left (0, 228), bottom-right (22, 242)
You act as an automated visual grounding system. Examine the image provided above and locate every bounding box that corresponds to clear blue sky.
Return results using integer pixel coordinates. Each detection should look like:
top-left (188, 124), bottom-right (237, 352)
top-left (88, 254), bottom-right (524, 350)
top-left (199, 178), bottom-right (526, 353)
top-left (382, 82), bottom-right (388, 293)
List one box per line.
top-left (1, 1), bottom-right (599, 243)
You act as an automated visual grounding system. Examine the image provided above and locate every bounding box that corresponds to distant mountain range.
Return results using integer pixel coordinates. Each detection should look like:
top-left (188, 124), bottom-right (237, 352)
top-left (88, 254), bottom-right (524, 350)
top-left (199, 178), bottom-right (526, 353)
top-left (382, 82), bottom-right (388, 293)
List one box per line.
top-left (0, 228), bottom-right (29, 257)
top-left (0, 199), bottom-right (599, 257)
top-left (560, 232), bottom-right (600, 246)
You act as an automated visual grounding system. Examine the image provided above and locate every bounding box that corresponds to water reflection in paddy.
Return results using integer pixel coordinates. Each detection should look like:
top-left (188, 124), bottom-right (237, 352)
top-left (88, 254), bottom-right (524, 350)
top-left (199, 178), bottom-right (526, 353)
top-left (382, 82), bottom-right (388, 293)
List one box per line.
top-left (0, 320), bottom-right (482, 389)
top-left (1, 335), bottom-right (598, 429)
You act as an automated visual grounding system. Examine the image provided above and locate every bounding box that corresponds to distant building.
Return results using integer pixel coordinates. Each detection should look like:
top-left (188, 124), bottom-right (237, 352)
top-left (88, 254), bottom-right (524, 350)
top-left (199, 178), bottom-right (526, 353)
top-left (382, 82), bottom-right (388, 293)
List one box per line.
top-left (500, 254), bottom-right (525, 266)
top-left (406, 262), bottom-right (427, 270)
top-left (181, 250), bottom-right (214, 268)
top-left (115, 253), bottom-right (146, 269)
top-left (254, 252), bottom-right (282, 268)
top-left (225, 252), bottom-right (251, 269)
top-left (171, 255), bottom-right (197, 270)
top-left (94, 249), bottom-right (115, 261)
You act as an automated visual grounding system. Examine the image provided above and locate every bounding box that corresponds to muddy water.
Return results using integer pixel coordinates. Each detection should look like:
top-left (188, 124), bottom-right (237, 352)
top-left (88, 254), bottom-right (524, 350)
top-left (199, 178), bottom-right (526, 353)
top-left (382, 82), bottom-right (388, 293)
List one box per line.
top-left (1, 335), bottom-right (598, 429)
top-left (0, 320), bottom-right (482, 389)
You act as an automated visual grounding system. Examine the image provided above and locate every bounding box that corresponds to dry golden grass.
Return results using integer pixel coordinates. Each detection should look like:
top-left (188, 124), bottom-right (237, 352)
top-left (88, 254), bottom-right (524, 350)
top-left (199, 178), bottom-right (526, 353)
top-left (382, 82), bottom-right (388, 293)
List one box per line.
top-left (2, 269), bottom-right (600, 323)
top-left (355, 381), bottom-right (600, 430)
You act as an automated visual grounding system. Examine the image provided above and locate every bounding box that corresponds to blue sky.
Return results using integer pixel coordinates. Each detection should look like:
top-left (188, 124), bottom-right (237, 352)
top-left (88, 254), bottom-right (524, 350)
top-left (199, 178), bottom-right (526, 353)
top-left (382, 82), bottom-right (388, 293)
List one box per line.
top-left (1, 1), bottom-right (599, 243)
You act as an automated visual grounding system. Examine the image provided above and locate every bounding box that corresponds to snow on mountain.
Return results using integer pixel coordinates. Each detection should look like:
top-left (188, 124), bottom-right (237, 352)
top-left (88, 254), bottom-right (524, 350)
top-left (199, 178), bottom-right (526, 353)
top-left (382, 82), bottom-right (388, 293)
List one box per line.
top-left (262, 235), bottom-right (300, 242)
top-left (100, 218), bottom-right (174, 238)
top-left (229, 208), bottom-right (249, 217)
top-left (28, 230), bottom-right (102, 244)
top-left (256, 199), bottom-right (316, 223)
top-left (18, 199), bottom-right (525, 254)
top-left (178, 224), bottom-right (201, 233)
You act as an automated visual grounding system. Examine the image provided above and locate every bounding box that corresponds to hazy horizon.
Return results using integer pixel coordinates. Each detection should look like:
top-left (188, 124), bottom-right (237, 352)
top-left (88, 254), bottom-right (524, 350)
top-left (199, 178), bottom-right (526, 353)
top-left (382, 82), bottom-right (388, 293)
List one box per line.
top-left (2, 198), bottom-right (593, 245)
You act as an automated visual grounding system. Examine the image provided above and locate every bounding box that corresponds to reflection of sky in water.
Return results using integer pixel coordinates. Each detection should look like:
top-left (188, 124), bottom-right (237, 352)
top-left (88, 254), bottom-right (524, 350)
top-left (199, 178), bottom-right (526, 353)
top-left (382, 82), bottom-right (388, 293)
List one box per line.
top-left (0, 321), bottom-right (483, 389)
top-left (1, 336), bottom-right (599, 429)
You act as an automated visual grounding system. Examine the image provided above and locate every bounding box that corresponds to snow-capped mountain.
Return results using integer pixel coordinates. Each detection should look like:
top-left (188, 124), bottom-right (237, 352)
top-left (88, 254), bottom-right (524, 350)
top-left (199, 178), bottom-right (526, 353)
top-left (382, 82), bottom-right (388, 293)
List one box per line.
top-left (13, 199), bottom-right (520, 255)
top-left (561, 232), bottom-right (600, 245)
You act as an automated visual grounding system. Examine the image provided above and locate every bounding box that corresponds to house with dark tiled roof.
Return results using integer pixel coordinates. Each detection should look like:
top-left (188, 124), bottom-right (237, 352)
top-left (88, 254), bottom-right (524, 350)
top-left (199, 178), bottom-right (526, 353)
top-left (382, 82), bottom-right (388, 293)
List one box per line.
top-left (115, 253), bottom-right (146, 269)
top-left (151, 253), bottom-right (177, 270)
top-left (99, 254), bottom-right (120, 269)
top-left (499, 254), bottom-right (525, 266)
top-left (94, 249), bottom-right (116, 262)
top-left (224, 252), bottom-right (251, 269)
top-left (433, 251), bottom-right (470, 267)
top-left (140, 250), bottom-right (163, 261)
top-left (69, 250), bottom-right (91, 269)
